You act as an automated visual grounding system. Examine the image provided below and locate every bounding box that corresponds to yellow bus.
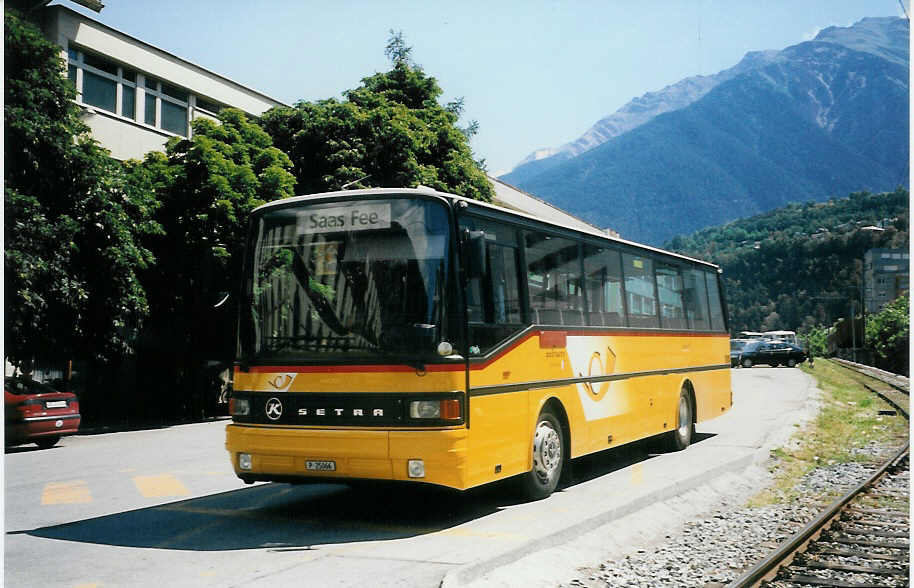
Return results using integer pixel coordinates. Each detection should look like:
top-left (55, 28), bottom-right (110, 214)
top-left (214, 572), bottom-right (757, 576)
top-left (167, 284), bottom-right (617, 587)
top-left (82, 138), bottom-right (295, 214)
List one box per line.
top-left (226, 187), bottom-right (732, 499)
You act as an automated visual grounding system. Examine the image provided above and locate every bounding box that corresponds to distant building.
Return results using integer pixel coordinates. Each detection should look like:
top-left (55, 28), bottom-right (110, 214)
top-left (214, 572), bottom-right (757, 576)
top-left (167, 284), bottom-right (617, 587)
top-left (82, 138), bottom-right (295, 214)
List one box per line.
top-left (863, 248), bottom-right (910, 313)
top-left (38, 4), bottom-right (287, 160)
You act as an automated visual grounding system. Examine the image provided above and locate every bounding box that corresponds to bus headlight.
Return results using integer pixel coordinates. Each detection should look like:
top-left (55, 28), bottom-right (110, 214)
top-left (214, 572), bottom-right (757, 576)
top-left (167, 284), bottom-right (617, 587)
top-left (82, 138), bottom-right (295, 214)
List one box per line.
top-left (409, 399), bottom-right (461, 420)
top-left (230, 397), bottom-right (250, 417)
top-left (408, 459), bottom-right (425, 478)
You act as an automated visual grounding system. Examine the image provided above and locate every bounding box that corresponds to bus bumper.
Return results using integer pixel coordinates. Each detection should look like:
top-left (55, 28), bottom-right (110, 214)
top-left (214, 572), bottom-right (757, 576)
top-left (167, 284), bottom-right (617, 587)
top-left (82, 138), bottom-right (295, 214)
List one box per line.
top-left (225, 424), bottom-right (469, 490)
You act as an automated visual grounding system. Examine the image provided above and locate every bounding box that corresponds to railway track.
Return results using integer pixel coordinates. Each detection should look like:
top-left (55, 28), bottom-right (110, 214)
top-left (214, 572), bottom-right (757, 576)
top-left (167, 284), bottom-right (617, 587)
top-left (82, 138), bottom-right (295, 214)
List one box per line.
top-left (726, 361), bottom-right (910, 588)
top-left (832, 359), bottom-right (910, 396)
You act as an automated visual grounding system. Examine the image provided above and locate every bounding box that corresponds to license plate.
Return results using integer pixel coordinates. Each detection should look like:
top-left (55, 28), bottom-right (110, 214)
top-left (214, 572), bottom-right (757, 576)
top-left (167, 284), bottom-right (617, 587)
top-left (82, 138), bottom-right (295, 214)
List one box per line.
top-left (306, 460), bottom-right (336, 472)
top-left (45, 401), bottom-right (67, 409)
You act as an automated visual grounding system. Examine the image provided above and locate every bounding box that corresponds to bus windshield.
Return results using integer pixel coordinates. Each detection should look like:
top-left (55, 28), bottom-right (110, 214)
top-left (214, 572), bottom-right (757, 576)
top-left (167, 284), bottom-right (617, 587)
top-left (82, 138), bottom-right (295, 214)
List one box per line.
top-left (241, 198), bottom-right (452, 362)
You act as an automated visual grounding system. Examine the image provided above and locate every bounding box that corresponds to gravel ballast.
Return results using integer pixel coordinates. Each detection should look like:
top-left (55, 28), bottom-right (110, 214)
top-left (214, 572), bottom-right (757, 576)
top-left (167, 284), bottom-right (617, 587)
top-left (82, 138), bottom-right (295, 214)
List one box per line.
top-left (563, 444), bottom-right (908, 587)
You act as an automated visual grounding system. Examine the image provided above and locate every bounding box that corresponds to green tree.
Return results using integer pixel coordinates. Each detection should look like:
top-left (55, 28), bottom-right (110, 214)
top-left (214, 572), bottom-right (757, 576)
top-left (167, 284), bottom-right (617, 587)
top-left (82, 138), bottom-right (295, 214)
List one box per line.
top-left (128, 109), bottom-right (295, 420)
top-left (4, 9), bottom-right (158, 372)
top-left (798, 325), bottom-right (828, 357)
top-left (261, 31), bottom-right (493, 201)
top-left (865, 295), bottom-right (909, 375)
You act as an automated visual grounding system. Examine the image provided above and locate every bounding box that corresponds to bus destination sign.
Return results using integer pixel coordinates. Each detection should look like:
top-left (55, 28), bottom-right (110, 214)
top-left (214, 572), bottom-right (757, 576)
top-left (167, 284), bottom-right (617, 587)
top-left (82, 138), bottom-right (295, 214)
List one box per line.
top-left (300, 203), bottom-right (391, 234)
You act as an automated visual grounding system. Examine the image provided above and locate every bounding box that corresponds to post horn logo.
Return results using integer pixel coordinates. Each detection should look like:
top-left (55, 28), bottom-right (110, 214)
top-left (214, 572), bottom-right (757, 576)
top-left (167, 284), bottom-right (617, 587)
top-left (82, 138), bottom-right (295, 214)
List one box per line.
top-left (268, 374), bottom-right (295, 390)
top-left (582, 347), bottom-right (616, 401)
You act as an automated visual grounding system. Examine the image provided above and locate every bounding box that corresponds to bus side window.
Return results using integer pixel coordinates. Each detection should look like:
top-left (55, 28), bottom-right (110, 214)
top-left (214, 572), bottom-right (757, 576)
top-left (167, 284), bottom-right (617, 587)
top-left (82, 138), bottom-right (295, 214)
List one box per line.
top-left (622, 253), bottom-right (659, 328)
top-left (525, 232), bottom-right (581, 325)
top-left (488, 242), bottom-right (521, 324)
top-left (683, 268), bottom-right (710, 330)
top-left (706, 271), bottom-right (726, 331)
top-left (583, 244), bottom-right (625, 327)
top-left (656, 263), bottom-right (688, 330)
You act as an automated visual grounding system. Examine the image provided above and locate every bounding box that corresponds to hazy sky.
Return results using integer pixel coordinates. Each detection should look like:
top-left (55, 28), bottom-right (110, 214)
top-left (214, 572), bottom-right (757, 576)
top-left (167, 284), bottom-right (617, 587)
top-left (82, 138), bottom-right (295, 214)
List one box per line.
top-left (62, 0), bottom-right (907, 174)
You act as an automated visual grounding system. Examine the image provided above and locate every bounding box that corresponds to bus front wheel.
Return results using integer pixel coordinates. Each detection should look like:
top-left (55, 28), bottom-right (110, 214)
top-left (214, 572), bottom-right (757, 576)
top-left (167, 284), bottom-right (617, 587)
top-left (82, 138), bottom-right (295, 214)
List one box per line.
top-left (520, 408), bottom-right (564, 500)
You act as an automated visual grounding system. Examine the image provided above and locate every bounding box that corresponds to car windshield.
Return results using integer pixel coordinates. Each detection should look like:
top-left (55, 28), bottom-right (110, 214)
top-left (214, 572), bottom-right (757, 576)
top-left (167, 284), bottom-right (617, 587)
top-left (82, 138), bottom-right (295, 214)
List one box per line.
top-left (5, 377), bottom-right (56, 395)
top-left (730, 340), bottom-right (747, 351)
top-left (241, 197), bottom-right (452, 362)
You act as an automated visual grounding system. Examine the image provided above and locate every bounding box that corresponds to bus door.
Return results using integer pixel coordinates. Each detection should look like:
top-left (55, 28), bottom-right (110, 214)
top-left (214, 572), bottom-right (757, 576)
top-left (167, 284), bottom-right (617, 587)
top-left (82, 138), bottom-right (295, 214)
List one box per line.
top-left (460, 217), bottom-right (530, 484)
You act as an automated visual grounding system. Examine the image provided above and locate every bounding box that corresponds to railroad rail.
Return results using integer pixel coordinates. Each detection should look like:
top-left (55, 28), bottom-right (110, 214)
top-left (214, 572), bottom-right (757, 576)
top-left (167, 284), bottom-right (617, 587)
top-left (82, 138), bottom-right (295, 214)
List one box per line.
top-left (726, 363), bottom-right (910, 588)
top-left (832, 358), bottom-right (910, 396)
top-left (833, 359), bottom-right (909, 422)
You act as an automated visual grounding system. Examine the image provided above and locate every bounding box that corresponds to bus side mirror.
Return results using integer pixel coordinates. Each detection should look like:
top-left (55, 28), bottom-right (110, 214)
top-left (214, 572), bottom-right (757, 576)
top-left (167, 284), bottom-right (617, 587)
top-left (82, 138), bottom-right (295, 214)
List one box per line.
top-left (464, 230), bottom-right (488, 280)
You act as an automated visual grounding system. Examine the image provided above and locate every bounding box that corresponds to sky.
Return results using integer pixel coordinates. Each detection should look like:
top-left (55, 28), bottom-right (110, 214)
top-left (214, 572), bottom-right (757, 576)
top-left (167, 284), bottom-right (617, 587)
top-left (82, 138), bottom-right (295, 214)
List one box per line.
top-left (62, 0), bottom-right (908, 175)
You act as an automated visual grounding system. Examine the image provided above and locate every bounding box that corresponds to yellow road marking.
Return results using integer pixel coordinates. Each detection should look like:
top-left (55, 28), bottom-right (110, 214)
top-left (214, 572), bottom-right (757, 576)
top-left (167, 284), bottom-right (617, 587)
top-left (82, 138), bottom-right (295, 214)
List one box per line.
top-left (133, 474), bottom-right (190, 498)
top-left (630, 462), bottom-right (644, 486)
top-left (42, 480), bottom-right (92, 505)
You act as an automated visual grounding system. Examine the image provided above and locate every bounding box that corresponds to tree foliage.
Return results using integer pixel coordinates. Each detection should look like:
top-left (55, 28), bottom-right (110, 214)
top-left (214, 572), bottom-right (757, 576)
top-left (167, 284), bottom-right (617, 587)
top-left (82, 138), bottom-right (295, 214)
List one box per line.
top-left (865, 295), bottom-right (909, 375)
top-left (131, 109), bottom-right (295, 321)
top-left (4, 8), bottom-right (158, 365)
top-left (261, 31), bottom-right (493, 201)
top-left (126, 109), bottom-right (295, 419)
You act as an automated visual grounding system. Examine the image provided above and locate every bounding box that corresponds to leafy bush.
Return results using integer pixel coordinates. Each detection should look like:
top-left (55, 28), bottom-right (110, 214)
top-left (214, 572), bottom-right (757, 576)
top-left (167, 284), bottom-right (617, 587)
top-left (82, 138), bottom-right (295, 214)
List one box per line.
top-left (865, 295), bottom-right (909, 375)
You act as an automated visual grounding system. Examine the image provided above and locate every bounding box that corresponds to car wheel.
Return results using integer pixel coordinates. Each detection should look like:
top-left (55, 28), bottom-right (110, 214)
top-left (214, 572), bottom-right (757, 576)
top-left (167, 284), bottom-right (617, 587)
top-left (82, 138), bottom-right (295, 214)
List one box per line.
top-left (787, 359), bottom-right (797, 368)
top-left (741, 358), bottom-right (753, 368)
top-left (35, 436), bottom-right (60, 449)
top-left (519, 408), bottom-right (564, 500)
top-left (666, 389), bottom-right (694, 451)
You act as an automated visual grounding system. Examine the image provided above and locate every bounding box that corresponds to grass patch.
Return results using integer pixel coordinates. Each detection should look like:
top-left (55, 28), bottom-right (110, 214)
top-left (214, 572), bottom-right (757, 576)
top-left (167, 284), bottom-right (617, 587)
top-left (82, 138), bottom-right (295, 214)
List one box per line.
top-left (748, 359), bottom-right (909, 507)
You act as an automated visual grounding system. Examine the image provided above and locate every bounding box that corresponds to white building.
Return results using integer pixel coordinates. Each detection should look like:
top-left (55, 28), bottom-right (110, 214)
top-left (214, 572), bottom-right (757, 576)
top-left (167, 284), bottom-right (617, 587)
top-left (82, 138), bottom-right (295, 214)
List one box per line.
top-left (38, 4), bottom-right (288, 161)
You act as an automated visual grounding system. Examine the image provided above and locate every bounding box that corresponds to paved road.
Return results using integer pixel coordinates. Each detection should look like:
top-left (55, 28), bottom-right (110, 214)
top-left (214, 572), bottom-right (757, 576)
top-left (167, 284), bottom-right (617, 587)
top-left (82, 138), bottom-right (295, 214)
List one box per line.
top-left (4, 367), bottom-right (815, 587)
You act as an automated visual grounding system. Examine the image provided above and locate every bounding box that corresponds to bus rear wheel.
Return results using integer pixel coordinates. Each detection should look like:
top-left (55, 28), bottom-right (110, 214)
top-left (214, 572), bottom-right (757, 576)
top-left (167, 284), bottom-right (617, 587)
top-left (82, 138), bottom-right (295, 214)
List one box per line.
top-left (520, 408), bottom-right (564, 500)
top-left (666, 390), bottom-right (694, 451)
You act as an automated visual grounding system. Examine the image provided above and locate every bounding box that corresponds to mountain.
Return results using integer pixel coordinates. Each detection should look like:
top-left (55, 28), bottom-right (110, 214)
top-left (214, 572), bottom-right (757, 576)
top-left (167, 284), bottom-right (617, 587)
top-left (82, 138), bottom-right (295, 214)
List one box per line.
top-left (505, 49), bottom-right (779, 186)
top-left (501, 17), bottom-right (909, 246)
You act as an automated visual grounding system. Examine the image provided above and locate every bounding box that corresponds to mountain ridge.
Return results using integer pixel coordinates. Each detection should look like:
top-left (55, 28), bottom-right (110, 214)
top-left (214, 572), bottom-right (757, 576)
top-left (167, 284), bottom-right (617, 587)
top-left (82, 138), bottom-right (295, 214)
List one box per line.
top-left (500, 17), bottom-right (908, 246)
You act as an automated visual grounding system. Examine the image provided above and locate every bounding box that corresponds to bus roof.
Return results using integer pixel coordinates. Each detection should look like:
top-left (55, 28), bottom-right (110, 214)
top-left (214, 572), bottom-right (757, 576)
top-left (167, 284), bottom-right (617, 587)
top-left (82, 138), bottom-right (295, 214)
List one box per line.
top-left (253, 187), bottom-right (722, 271)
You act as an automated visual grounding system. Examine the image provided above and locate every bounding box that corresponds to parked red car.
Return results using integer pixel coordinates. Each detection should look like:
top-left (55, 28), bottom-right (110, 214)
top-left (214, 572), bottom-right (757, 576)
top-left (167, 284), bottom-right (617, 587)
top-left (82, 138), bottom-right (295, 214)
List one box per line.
top-left (5, 377), bottom-right (81, 449)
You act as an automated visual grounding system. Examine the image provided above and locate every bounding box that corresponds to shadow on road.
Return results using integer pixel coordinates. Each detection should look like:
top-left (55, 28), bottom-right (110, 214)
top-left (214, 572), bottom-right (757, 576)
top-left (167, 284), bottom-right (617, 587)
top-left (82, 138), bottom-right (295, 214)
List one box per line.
top-left (565, 431), bottom-right (716, 486)
top-left (12, 431), bottom-right (717, 552)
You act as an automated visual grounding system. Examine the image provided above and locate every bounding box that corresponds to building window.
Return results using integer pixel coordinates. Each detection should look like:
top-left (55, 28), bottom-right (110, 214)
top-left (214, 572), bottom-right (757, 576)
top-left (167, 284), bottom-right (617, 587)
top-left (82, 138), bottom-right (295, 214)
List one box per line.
top-left (139, 77), bottom-right (189, 137)
top-left (144, 93), bottom-right (157, 126)
top-left (68, 46), bottom-right (136, 119)
top-left (195, 97), bottom-right (222, 116)
top-left (67, 45), bottom-right (203, 139)
top-left (122, 85), bottom-right (136, 119)
top-left (82, 69), bottom-right (117, 112)
top-left (161, 101), bottom-right (187, 135)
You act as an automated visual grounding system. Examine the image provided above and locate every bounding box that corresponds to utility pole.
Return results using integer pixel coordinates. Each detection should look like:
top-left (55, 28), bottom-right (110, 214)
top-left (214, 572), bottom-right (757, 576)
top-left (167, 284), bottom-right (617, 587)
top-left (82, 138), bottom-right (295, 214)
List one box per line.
top-left (850, 300), bottom-right (856, 363)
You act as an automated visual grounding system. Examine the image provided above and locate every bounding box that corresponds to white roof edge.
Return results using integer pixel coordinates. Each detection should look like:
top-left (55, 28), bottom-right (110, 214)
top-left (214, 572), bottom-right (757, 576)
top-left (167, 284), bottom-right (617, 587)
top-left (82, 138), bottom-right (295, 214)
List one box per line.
top-left (488, 175), bottom-right (606, 232)
top-left (255, 188), bottom-right (720, 270)
top-left (46, 3), bottom-right (291, 108)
